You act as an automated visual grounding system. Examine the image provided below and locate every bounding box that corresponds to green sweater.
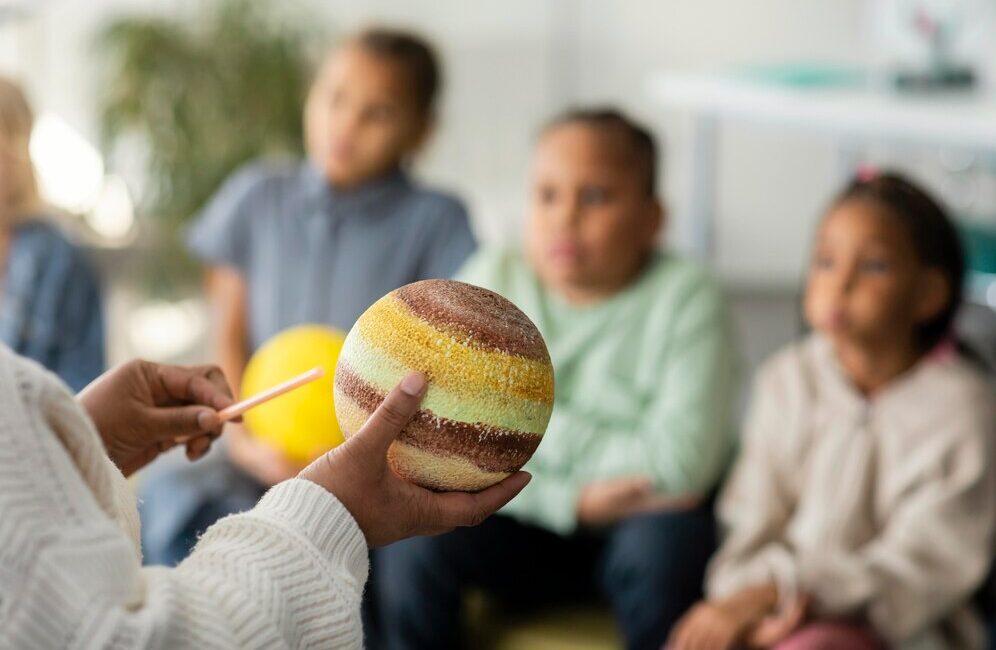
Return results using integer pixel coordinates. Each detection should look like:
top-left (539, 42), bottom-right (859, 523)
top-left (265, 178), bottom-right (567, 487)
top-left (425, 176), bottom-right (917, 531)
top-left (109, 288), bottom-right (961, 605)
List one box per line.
top-left (457, 249), bottom-right (739, 534)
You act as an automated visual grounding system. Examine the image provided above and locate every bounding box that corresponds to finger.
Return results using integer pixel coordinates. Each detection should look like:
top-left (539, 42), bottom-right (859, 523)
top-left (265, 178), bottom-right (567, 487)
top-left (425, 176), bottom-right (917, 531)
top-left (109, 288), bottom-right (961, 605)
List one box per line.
top-left (747, 619), bottom-right (774, 647)
top-left (667, 618), bottom-right (688, 650)
top-left (174, 429), bottom-right (221, 444)
top-left (148, 404), bottom-right (222, 441)
top-left (186, 370), bottom-right (237, 411)
top-left (192, 364), bottom-right (234, 397)
top-left (119, 438), bottom-right (178, 476)
top-left (156, 364), bottom-right (237, 412)
top-left (621, 476), bottom-right (654, 497)
top-left (692, 621), bottom-right (717, 650)
top-left (603, 476), bottom-right (652, 503)
top-left (673, 617), bottom-right (698, 650)
top-left (634, 493), bottom-right (702, 514)
top-left (429, 471), bottom-right (531, 529)
top-left (697, 628), bottom-right (719, 650)
top-left (350, 372), bottom-right (426, 456)
top-left (747, 625), bottom-right (768, 648)
top-left (185, 435), bottom-right (213, 461)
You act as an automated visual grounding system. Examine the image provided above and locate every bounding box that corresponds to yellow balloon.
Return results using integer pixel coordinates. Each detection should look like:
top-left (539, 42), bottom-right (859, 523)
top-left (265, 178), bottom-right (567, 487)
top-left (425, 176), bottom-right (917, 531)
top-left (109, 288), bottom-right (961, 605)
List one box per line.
top-left (241, 325), bottom-right (346, 465)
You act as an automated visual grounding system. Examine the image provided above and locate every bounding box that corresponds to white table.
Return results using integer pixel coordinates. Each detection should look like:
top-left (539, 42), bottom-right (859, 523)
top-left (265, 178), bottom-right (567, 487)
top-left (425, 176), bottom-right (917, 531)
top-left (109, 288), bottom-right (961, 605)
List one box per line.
top-left (647, 71), bottom-right (996, 258)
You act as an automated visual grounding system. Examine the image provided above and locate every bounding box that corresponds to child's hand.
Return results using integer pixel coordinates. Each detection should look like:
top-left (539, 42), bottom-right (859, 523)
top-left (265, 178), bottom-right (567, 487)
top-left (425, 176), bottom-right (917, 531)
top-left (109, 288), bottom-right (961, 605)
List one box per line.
top-left (226, 423), bottom-right (305, 487)
top-left (78, 361), bottom-right (237, 476)
top-left (577, 477), bottom-right (700, 526)
top-left (577, 477), bottom-right (654, 526)
top-left (667, 601), bottom-right (755, 650)
top-left (746, 595), bottom-right (808, 648)
top-left (667, 586), bottom-right (778, 650)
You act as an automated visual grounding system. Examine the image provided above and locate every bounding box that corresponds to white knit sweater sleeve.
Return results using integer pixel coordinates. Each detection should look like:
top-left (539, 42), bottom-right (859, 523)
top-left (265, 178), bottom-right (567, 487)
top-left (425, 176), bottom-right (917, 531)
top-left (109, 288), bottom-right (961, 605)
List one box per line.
top-left (0, 348), bottom-right (368, 649)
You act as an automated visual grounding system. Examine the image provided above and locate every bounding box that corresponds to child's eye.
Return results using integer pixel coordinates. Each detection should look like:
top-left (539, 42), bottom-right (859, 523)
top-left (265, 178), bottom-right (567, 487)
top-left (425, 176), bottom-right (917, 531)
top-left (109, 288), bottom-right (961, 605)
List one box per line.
top-left (329, 89), bottom-right (346, 109)
top-left (579, 187), bottom-right (610, 206)
top-left (536, 187), bottom-right (556, 205)
top-left (360, 105), bottom-right (394, 123)
top-left (373, 106), bottom-right (393, 120)
top-left (813, 255), bottom-right (834, 270)
top-left (860, 259), bottom-right (889, 273)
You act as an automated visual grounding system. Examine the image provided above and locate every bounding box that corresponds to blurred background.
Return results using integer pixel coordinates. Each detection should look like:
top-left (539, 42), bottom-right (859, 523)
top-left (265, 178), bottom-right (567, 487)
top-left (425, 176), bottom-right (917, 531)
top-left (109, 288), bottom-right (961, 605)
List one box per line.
top-left (1, 0), bottom-right (995, 376)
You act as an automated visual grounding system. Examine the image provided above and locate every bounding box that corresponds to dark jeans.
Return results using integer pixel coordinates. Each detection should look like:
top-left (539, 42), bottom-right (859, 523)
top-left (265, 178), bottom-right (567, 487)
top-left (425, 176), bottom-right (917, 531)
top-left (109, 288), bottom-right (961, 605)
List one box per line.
top-left (372, 505), bottom-right (716, 650)
top-left (138, 451), bottom-right (266, 567)
top-left (977, 566), bottom-right (996, 650)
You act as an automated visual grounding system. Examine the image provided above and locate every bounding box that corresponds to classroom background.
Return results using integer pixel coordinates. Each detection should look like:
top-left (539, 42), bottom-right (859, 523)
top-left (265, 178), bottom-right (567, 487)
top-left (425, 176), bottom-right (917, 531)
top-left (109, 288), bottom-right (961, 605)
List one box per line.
top-left (2, 0), bottom-right (994, 379)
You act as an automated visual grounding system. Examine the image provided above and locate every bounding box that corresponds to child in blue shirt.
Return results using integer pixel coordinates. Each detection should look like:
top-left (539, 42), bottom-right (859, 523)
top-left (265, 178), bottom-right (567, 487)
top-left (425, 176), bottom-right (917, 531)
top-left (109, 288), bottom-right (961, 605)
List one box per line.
top-left (138, 28), bottom-right (475, 566)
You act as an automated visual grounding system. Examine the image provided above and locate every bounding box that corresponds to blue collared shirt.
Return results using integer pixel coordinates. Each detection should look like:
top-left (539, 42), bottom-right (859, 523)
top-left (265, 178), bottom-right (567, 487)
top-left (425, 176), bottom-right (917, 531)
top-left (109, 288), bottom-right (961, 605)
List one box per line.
top-left (0, 219), bottom-right (104, 392)
top-left (188, 159), bottom-right (477, 348)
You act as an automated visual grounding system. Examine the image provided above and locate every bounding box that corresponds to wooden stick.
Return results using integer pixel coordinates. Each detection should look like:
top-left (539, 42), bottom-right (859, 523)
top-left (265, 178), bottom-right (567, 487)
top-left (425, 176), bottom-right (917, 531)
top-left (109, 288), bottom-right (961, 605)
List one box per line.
top-left (218, 367), bottom-right (325, 423)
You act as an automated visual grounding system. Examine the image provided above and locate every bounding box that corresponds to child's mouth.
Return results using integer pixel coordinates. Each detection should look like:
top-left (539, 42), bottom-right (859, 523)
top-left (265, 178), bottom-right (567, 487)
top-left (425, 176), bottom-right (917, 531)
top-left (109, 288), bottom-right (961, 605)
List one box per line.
top-left (548, 241), bottom-right (583, 261)
top-left (826, 309), bottom-right (850, 331)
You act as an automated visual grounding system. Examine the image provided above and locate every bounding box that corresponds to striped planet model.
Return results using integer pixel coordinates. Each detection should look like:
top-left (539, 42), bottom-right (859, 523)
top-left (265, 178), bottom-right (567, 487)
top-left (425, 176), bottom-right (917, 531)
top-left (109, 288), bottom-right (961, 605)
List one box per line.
top-left (334, 279), bottom-right (555, 492)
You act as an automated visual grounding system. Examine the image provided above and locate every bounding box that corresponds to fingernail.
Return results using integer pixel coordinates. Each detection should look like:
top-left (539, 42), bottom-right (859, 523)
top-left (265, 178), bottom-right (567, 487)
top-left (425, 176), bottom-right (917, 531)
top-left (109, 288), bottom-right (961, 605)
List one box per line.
top-left (197, 410), bottom-right (215, 431)
top-left (400, 372), bottom-right (426, 396)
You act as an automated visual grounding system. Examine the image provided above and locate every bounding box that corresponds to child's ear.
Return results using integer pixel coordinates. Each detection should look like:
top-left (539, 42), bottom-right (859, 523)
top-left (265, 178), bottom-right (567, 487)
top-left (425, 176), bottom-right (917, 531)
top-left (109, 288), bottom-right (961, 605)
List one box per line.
top-left (408, 113), bottom-right (436, 156)
top-left (654, 201), bottom-right (666, 235)
top-left (645, 199), bottom-right (665, 245)
top-left (915, 269), bottom-right (950, 323)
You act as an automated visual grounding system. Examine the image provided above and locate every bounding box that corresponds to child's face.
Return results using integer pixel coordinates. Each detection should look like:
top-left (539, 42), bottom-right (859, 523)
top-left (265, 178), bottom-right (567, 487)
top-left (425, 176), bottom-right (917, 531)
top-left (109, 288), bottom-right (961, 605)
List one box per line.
top-left (525, 124), bottom-right (661, 302)
top-left (304, 45), bottom-right (427, 189)
top-left (804, 199), bottom-right (945, 348)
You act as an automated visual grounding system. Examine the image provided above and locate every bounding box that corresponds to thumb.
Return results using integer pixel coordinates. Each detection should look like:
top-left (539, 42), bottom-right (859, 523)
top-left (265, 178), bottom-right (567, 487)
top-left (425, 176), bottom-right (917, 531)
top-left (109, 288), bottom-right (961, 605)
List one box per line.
top-left (148, 405), bottom-right (222, 441)
top-left (433, 471), bottom-right (532, 529)
top-left (351, 372), bottom-right (426, 456)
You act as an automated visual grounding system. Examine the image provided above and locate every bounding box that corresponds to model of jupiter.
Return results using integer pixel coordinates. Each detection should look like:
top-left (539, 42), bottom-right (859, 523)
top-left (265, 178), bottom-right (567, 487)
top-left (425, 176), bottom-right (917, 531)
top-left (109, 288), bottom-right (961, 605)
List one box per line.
top-left (333, 279), bottom-right (555, 492)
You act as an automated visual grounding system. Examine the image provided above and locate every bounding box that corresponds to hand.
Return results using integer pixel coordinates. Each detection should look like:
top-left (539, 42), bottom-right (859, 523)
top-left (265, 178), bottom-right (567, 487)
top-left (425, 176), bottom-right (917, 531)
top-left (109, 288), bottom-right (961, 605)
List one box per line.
top-left (668, 586), bottom-right (778, 650)
top-left (78, 360), bottom-right (237, 477)
top-left (299, 372), bottom-right (532, 547)
top-left (577, 477), bottom-right (700, 526)
top-left (668, 602), bottom-right (754, 650)
top-left (747, 595), bottom-right (808, 648)
top-left (227, 422), bottom-right (304, 486)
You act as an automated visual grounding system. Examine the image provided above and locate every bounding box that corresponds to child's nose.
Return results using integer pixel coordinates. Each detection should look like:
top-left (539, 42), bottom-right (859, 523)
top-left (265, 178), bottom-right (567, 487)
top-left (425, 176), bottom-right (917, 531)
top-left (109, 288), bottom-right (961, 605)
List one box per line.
top-left (834, 264), bottom-right (860, 296)
top-left (554, 197), bottom-right (583, 229)
top-left (332, 106), bottom-right (362, 136)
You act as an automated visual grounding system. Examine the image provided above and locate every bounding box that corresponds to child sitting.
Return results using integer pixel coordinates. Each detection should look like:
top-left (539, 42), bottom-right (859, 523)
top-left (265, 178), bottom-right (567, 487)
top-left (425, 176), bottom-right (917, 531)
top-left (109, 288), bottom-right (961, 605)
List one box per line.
top-left (374, 108), bottom-right (739, 650)
top-left (670, 171), bottom-right (996, 650)
top-left (0, 76), bottom-right (103, 391)
top-left (138, 28), bottom-right (476, 567)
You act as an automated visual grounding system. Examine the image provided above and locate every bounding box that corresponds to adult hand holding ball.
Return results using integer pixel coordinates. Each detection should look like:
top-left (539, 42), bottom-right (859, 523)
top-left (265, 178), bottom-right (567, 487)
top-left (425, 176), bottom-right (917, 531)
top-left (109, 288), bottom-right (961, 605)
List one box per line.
top-left (334, 280), bottom-right (555, 491)
top-left (300, 371), bottom-right (533, 547)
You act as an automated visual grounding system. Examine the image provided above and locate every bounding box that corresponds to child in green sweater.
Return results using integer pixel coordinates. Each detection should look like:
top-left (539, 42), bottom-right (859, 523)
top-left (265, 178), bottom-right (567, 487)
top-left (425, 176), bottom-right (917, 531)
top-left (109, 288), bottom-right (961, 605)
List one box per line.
top-left (373, 109), bottom-right (739, 650)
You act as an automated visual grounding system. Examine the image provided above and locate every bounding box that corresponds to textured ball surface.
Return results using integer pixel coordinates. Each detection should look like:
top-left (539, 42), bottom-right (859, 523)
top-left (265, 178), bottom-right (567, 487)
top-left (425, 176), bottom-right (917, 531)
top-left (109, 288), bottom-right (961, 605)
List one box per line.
top-left (334, 279), bottom-right (554, 491)
top-left (242, 325), bottom-right (346, 464)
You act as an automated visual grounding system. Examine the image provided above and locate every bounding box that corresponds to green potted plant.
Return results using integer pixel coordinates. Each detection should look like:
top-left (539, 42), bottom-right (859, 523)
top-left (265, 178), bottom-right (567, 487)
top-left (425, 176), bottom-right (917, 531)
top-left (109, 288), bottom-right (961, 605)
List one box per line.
top-left (96, 0), bottom-right (323, 293)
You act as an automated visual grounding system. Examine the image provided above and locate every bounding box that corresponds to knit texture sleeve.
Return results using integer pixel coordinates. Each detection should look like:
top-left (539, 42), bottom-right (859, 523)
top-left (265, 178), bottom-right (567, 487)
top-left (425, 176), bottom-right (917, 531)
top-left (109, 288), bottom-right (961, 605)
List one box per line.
top-left (0, 348), bottom-right (368, 649)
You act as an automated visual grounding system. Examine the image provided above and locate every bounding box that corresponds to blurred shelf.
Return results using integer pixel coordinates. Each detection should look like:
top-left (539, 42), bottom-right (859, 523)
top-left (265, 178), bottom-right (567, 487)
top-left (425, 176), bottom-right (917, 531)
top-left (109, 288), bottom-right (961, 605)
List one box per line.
top-left (646, 68), bottom-right (996, 260)
top-left (967, 271), bottom-right (996, 311)
top-left (648, 70), bottom-right (996, 150)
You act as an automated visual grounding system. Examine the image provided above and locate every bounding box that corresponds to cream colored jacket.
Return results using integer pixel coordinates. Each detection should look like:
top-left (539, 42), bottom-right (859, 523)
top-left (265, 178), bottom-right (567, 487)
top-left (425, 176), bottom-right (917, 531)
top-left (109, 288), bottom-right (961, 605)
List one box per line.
top-left (708, 335), bottom-right (996, 650)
